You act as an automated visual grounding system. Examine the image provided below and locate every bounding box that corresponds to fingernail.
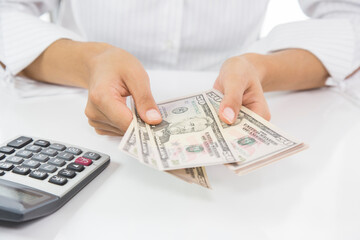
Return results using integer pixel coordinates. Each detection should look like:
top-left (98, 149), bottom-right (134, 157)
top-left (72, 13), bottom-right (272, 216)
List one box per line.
top-left (146, 109), bottom-right (162, 122)
top-left (223, 107), bottom-right (235, 123)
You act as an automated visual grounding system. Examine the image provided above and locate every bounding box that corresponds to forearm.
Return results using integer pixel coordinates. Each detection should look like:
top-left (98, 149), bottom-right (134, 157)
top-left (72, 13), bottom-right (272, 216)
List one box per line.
top-left (245, 49), bottom-right (329, 92)
top-left (20, 39), bottom-right (111, 88)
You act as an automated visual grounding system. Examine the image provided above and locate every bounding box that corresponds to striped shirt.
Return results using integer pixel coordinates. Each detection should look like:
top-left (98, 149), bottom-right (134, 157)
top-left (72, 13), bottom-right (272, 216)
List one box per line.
top-left (0, 0), bottom-right (359, 95)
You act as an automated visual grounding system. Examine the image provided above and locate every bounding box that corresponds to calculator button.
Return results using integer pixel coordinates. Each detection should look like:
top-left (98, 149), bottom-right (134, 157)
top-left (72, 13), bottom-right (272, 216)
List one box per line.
top-left (0, 170), bottom-right (4, 176)
top-left (48, 158), bottom-right (65, 167)
top-left (67, 163), bottom-right (84, 172)
top-left (0, 153), bottom-right (4, 160)
top-left (65, 147), bottom-right (82, 155)
top-left (16, 150), bottom-right (33, 159)
top-left (41, 148), bottom-right (58, 157)
top-left (49, 175), bottom-right (68, 186)
top-left (25, 145), bottom-right (42, 153)
top-left (0, 146), bottom-right (15, 154)
top-left (12, 166), bottom-right (31, 175)
top-left (57, 152), bottom-right (74, 161)
top-left (22, 160), bottom-right (41, 169)
top-left (50, 143), bottom-right (66, 151)
top-left (59, 169), bottom-right (76, 179)
top-left (34, 140), bottom-right (50, 147)
top-left (75, 157), bottom-right (92, 166)
top-left (83, 152), bottom-right (101, 160)
top-left (39, 164), bottom-right (58, 173)
top-left (7, 136), bottom-right (33, 149)
top-left (32, 154), bottom-right (49, 163)
top-left (29, 170), bottom-right (48, 180)
top-left (0, 162), bottom-right (14, 171)
top-left (6, 156), bottom-right (24, 164)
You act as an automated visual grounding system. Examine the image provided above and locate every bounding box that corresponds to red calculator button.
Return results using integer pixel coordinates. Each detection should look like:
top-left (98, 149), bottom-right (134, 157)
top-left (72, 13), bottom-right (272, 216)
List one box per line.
top-left (75, 157), bottom-right (92, 166)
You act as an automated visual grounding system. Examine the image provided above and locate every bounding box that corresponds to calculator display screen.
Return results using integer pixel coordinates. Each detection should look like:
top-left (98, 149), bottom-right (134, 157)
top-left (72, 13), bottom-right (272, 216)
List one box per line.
top-left (0, 184), bottom-right (50, 207)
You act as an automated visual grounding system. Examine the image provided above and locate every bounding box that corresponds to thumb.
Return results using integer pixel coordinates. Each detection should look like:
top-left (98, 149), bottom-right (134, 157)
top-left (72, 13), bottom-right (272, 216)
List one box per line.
top-left (215, 81), bottom-right (245, 125)
top-left (130, 76), bottom-right (162, 125)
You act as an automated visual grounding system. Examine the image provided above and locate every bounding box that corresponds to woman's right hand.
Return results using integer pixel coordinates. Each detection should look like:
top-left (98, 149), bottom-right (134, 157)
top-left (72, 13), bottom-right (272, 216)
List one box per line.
top-left (21, 40), bottom-right (162, 136)
top-left (84, 46), bottom-right (162, 136)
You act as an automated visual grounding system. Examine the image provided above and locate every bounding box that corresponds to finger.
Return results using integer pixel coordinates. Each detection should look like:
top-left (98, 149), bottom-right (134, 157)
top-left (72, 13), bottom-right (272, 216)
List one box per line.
top-left (85, 100), bottom-right (112, 123)
top-left (245, 101), bottom-right (271, 121)
top-left (89, 90), bottom-right (133, 132)
top-left (243, 87), bottom-right (271, 120)
top-left (213, 77), bottom-right (224, 93)
top-left (88, 120), bottom-right (124, 135)
top-left (125, 70), bottom-right (162, 125)
top-left (217, 75), bottom-right (246, 125)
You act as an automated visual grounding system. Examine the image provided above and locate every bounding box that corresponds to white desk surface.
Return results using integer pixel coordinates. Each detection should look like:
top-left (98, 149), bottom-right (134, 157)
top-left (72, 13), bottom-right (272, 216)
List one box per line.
top-left (0, 71), bottom-right (360, 240)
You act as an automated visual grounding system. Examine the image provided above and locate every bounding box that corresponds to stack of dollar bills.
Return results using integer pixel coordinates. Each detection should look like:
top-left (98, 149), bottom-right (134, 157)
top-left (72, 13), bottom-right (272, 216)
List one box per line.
top-left (119, 89), bottom-right (307, 189)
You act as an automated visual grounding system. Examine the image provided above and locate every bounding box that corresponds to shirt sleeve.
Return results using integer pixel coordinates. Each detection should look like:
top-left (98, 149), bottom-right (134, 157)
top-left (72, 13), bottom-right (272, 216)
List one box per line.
top-left (0, 0), bottom-right (84, 75)
top-left (0, 0), bottom-right (85, 97)
top-left (244, 0), bottom-right (360, 85)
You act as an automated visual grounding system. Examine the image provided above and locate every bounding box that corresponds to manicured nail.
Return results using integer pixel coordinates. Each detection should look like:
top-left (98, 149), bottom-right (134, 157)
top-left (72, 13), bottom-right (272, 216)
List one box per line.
top-left (223, 107), bottom-right (235, 123)
top-left (146, 109), bottom-right (162, 122)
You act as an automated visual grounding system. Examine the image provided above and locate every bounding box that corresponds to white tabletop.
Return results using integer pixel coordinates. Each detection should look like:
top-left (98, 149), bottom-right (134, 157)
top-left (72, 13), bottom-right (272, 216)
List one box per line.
top-left (0, 70), bottom-right (360, 240)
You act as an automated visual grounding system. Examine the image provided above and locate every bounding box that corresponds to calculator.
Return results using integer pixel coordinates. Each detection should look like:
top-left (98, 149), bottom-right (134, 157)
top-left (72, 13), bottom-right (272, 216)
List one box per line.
top-left (0, 136), bottom-right (110, 222)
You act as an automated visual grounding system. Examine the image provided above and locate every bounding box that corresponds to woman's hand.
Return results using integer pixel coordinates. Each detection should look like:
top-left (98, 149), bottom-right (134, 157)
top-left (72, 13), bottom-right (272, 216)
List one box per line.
top-left (21, 39), bottom-right (162, 136)
top-left (85, 47), bottom-right (162, 136)
top-left (214, 54), bottom-right (271, 124)
top-left (215, 50), bottom-right (329, 124)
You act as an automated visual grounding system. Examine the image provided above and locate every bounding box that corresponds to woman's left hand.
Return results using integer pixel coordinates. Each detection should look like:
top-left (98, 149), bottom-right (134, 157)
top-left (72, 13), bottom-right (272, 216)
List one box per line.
top-left (214, 53), bottom-right (271, 124)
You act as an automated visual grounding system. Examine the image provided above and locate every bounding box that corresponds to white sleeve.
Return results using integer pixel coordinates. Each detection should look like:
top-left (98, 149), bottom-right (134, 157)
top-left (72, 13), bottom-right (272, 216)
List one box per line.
top-left (0, 0), bottom-right (84, 75)
top-left (0, 0), bottom-right (85, 97)
top-left (244, 0), bottom-right (360, 85)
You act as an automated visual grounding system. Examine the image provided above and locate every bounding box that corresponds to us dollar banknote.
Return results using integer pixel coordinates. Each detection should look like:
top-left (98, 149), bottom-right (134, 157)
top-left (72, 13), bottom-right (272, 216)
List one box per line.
top-left (144, 93), bottom-right (237, 170)
top-left (119, 122), bottom-right (211, 189)
top-left (120, 89), bottom-right (306, 187)
top-left (119, 121), bottom-right (138, 158)
top-left (205, 89), bottom-right (305, 172)
top-left (133, 105), bottom-right (159, 168)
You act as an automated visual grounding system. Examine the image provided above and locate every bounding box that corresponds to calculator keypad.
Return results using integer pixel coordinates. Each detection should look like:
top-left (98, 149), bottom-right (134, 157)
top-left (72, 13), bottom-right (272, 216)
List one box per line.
top-left (75, 157), bottom-right (92, 166)
top-left (83, 152), bottom-right (101, 160)
top-left (41, 148), bottom-right (58, 157)
top-left (50, 143), bottom-right (66, 151)
top-left (34, 140), bottom-right (50, 147)
top-left (7, 136), bottom-right (33, 149)
top-left (23, 160), bottom-right (41, 169)
top-left (39, 164), bottom-right (57, 173)
top-left (30, 170), bottom-right (48, 180)
top-left (0, 136), bottom-right (108, 191)
top-left (25, 145), bottom-right (42, 153)
top-left (59, 169), bottom-right (76, 179)
top-left (48, 158), bottom-right (66, 167)
top-left (49, 175), bottom-right (67, 186)
top-left (57, 152), bottom-right (74, 161)
top-left (16, 150), bottom-right (33, 159)
top-left (0, 162), bottom-right (14, 171)
top-left (0, 146), bottom-right (15, 154)
top-left (32, 154), bottom-right (50, 162)
top-left (65, 147), bottom-right (82, 155)
top-left (12, 166), bottom-right (31, 175)
top-left (6, 156), bottom-right (24, 164)
top-left (67, 163), bottom-right (84, 172)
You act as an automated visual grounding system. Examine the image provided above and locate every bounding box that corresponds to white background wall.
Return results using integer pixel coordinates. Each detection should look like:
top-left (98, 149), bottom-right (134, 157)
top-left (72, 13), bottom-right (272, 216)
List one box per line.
top-left (261, 0), bottom-right (308, 37)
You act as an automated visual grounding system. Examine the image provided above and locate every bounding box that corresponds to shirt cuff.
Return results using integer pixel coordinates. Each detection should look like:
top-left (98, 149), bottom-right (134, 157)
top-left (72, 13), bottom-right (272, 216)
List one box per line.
top-left (244, 19), bottom-right (356, 85)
